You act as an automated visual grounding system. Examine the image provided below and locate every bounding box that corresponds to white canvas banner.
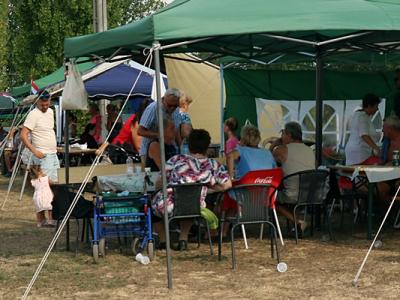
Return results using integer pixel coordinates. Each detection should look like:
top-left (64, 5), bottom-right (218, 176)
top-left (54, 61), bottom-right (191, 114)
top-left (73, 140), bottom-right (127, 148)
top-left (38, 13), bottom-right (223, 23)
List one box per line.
top-left (255, 98), bottom-right (385, 149)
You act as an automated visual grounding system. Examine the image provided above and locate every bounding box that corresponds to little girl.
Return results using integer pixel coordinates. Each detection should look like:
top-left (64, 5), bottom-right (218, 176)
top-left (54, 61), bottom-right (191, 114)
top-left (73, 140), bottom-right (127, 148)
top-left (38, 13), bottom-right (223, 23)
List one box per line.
top-left (30, 165), bottom-right (55, 227)
top-left (224, 117), bottom-right (239, 155)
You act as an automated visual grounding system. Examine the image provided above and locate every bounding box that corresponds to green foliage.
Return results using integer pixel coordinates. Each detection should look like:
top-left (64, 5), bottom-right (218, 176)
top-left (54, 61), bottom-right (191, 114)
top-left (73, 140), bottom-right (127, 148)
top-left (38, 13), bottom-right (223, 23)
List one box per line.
top-left (6, 0), bottom-right (165, 89)
top-left (0, 0), bottom-right (7, 90)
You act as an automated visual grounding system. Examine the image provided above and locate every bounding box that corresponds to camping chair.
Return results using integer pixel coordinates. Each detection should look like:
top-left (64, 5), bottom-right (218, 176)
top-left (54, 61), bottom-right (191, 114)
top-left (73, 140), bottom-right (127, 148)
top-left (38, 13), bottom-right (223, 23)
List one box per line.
top-left (218, 183), bottom-right (281, 269)
top-left (221, 168), bottom-right (284, 247)
top-left (168, 183), bottom-right (214, 255)
top-left (280, 169), bottom-right (330, 243)
top-left (52, 184), bottom-right (93, 253)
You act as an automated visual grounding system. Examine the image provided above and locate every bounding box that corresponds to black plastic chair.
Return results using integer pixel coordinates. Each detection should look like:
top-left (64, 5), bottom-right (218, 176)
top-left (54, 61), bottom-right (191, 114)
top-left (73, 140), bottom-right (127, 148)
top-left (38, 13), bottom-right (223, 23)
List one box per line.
top-left (168, 183), bottom-right (214, 255)
top-left (281, 169), bottom-right (330, 243)
top-left (218, 183), bottom-right (281, 270)
top-left (52, 184), bottom-right (93, 252)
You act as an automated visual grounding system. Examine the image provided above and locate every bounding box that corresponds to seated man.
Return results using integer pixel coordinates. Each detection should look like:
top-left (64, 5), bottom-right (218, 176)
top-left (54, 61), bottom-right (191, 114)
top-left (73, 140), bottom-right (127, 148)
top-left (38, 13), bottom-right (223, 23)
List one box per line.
top-left (377, 115), bottom-right (400, 204)
top-left (3, 127), bottom-right (21, 177)
top-left (151, 129), bottom-right (232, 251)
top-left (271, 122), bottom-right (315, 234)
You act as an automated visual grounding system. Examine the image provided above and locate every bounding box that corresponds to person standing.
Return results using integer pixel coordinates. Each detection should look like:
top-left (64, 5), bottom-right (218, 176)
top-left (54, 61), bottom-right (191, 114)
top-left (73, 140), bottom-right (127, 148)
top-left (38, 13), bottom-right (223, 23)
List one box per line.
top-left (138, 88), bottom-right (182, 163)
top-left (345, 93), bottom-right (381, 165)
top-left (224, 117), bottom-right (239, 155)
top-left (20, 90), bottom-right (60, 184)
top-left (178, 93), bottom-right (193, 155)
top-left (20, 90), bottom-right (59, 226)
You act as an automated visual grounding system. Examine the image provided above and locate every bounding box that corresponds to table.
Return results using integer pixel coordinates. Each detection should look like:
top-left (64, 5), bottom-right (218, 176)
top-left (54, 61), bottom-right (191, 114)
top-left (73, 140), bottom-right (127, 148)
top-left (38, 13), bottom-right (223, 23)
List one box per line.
top-left (329, 164), bottom-right (400, 239)
top-left (57, 147), bottom-right (97, 166)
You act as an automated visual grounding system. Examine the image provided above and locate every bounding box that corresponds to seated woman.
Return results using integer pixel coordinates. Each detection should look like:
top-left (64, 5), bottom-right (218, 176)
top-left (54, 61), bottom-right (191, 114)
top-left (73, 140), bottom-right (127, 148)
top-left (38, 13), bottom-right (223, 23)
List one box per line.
top-left (146, 117), bottom-right (178, 171)
top-left (152, 129), bottom-right (232, 251)
top-left (227, 124), bottom-right (276, 179)
top-left (223, 124), bottom-right (276, 237)
top-left (96, 98), bottom-right (152, 163)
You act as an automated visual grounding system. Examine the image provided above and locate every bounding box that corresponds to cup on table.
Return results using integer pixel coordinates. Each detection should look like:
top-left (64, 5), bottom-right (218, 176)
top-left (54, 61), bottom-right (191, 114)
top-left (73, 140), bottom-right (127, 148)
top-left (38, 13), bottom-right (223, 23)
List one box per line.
top-left (134, 166), bottom-right (142, 173)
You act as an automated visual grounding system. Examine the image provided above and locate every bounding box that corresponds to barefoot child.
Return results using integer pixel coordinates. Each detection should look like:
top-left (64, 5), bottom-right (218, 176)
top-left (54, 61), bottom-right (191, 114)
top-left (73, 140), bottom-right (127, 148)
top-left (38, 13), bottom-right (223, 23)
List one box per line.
top-left (29, 165), bottom-right (55, 227)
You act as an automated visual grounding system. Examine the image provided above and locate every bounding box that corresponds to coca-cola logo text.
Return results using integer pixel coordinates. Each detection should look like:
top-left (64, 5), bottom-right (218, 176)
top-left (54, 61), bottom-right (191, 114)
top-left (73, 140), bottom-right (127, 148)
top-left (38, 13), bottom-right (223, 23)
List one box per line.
top-left (254, 176), bottom-right (273, 184)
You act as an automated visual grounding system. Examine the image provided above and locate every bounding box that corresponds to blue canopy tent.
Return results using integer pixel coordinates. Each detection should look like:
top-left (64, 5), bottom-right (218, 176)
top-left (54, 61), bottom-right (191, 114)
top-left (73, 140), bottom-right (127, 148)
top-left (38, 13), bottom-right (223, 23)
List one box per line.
top-left (85, 64), bottom-right (168, 100)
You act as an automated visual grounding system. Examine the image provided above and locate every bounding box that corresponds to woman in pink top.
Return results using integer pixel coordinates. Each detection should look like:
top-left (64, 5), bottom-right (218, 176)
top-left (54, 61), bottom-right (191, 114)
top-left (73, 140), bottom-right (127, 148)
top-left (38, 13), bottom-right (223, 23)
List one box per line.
top-left (224, 117), bottom-right (239, 154)
top-left (88, 103), bottom-right (102, 144)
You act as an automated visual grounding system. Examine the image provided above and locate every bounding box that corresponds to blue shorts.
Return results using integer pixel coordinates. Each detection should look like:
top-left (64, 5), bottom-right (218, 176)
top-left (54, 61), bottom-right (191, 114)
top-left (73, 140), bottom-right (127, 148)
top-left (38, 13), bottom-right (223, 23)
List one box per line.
top-left (31, 153), bottom-right (60, 182)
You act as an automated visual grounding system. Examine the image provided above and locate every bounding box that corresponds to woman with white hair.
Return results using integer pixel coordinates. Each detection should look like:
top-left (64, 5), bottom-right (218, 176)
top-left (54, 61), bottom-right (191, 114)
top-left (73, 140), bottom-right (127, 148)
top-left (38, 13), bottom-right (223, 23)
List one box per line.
top-left (227, 124), bottom-right (276, 180)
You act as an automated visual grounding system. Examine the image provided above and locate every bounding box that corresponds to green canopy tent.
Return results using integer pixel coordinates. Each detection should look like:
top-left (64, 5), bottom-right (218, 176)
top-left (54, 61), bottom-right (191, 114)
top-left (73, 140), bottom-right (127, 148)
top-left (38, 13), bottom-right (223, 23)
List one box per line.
top-left (61, 0), bottom-right (400, 290)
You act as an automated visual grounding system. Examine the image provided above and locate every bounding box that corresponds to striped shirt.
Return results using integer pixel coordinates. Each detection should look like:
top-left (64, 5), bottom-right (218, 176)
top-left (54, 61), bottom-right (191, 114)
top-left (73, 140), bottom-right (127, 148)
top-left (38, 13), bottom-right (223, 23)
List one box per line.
top-left (139, 101), bottom-right (182, 156)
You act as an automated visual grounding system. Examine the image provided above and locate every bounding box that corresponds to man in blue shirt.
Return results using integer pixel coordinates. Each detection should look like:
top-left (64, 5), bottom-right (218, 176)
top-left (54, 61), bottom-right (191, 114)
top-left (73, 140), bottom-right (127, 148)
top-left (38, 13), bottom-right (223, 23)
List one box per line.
top-left (138, 88), bottom-right (182, 162)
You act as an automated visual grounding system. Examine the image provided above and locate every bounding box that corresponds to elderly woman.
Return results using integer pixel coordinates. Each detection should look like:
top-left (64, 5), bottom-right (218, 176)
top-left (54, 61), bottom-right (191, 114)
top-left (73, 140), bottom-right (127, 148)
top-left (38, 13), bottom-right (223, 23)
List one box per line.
top-left (345, 93), bottom-right (381, 165)
top-left (227, 124), bottom-right (276, 180)
top-left (152, 129), bottom-right (232, 251)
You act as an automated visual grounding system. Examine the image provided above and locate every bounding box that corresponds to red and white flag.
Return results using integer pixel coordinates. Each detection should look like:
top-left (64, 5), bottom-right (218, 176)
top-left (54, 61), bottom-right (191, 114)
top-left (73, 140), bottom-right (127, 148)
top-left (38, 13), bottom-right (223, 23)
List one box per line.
top-left (31, 80), bottom-right (39, 95)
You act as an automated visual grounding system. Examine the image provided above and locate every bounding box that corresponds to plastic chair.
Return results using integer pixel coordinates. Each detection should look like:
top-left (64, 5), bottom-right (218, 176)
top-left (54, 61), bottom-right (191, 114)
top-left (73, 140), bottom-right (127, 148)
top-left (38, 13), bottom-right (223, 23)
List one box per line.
top-left (218, 183), bottom-right (281, 270)
top-left (281, 169), bottom-right (330, 243)
top-left (52, 184), bottom-right (93, 252)
top-left (222, 168), bottom-right (284, 246)
top-left (168, 183), bottom-right (214, 255)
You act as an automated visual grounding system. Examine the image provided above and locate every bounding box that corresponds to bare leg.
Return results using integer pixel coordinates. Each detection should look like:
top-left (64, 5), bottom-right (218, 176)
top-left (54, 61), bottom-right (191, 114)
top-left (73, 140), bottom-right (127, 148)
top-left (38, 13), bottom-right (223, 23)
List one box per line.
top-left (178, 220), bottom-right (193, 241)
top-left (153, 222), bottom-right (165, 242)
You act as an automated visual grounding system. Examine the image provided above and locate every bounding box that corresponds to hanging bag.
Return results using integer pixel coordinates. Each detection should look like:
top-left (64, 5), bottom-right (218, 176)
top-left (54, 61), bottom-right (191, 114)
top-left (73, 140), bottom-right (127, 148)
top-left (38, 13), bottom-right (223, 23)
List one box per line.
top-left (61, 62), bottom-right (88, 110)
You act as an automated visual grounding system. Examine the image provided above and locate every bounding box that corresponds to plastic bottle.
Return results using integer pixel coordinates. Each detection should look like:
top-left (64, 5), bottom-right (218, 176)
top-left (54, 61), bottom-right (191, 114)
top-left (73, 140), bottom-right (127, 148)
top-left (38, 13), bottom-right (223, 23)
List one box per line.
top-left (126, 156), bottom-right (134, 175)
top-left (135, 253), bottom-right (150, 265)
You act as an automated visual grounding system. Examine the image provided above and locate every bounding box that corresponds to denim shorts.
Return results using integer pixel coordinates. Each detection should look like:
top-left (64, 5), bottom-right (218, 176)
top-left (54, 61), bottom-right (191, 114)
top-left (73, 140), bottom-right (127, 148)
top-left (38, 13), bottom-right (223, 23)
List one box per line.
top-left (31, 153), bottom-right (60, 182)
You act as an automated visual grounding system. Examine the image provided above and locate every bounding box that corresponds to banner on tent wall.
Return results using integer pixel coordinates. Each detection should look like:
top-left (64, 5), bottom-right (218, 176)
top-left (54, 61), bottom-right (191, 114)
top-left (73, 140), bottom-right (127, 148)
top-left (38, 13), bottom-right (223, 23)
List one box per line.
top-left (224, 69), bottom-right (396, 135)
top-left (255, 98), bottom-right (385, 149)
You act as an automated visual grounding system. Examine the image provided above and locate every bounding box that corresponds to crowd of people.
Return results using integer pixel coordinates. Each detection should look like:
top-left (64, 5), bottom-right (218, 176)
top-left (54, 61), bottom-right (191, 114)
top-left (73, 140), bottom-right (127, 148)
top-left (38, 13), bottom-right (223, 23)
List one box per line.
top-left (3, 73), bottom-right (400, 248)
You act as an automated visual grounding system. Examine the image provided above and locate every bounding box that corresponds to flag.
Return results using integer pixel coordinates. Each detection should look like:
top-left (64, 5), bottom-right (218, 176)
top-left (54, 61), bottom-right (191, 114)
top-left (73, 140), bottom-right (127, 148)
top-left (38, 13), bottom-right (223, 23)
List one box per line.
top-left (31, 80), bottom-right (39, 95)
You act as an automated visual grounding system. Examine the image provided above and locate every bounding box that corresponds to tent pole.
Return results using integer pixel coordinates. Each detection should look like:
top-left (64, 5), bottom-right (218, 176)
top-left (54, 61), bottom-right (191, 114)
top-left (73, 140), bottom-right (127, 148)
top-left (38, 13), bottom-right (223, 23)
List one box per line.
top-left (219, 64), bottom-right (225, 156)
top-left (315, 48), bottom-right (323, 167)
top-left (153, 41), bottom-right (173, 289)
top-left (64, 110), bottom-right (69, 185)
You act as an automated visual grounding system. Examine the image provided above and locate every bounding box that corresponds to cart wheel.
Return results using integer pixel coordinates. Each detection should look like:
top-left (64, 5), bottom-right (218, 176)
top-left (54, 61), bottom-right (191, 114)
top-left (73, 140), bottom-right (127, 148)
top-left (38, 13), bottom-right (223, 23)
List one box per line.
top-left (93, 244), bottom-right (99, 264)
top-left (147, 241), bottom-right (154, 260)
top-left (131, 237), bottom-right (141, 256)
top-left (99, 238), bottom-right (106, 257)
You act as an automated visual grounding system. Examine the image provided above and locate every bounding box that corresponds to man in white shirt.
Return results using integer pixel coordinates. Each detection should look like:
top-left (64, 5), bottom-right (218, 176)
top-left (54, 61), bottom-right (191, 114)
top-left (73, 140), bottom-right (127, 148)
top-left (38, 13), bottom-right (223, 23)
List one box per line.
top-left (20, 91), bottom-right (60, 183)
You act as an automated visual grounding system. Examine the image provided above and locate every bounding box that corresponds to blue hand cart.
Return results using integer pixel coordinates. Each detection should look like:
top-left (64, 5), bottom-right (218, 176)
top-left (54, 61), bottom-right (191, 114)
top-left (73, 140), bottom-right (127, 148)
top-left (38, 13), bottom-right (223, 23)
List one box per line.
top-left (92, 192), bottom-right (154, 263)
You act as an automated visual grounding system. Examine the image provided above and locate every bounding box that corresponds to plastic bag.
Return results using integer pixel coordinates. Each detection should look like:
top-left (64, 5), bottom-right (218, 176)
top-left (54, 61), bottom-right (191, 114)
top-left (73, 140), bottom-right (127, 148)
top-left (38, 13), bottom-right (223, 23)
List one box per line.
top-left (61, 62), bottom-right (88, 110)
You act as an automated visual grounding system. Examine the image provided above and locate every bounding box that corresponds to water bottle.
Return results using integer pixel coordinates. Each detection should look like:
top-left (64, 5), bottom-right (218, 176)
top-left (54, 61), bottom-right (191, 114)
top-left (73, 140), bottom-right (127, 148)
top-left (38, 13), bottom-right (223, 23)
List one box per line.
top-left (135, 253), bottom-right (150, 265)
top-left (126, 156), bottom-right (134, 175)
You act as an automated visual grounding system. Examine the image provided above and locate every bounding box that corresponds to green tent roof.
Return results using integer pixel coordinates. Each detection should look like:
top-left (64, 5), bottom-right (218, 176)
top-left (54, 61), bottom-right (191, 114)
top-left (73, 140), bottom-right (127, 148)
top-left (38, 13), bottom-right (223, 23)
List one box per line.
top-left (11, 59), bottom-right (96, 98)
top-left (65, 0), bottom-right (400, 60)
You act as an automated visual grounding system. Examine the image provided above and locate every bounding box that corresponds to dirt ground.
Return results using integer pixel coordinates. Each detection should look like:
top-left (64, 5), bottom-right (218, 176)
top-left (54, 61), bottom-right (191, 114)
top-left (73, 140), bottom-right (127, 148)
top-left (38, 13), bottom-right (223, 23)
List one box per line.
top-left (1, 175), bottom-right (400, 300)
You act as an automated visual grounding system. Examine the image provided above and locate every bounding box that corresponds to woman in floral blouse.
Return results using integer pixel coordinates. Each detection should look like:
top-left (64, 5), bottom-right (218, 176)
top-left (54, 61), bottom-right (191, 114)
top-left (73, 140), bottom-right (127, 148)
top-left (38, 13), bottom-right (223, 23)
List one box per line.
top-left (152, 129), bottom-right (232, 251)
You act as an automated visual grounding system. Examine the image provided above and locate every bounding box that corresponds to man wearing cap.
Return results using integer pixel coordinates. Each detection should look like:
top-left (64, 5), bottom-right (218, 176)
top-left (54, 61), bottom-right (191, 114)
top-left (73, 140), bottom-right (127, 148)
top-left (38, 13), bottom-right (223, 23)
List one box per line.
top-left (138, 88), bottom-right (182, 163)
top-left (21, 91), bottom-right (60, 183)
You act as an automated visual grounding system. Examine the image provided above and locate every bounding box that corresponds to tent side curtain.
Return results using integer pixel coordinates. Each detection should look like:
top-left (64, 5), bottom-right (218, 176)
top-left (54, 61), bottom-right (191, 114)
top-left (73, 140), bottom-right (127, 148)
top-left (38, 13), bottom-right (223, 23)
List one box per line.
top-left (224, 69), bottom-right (396, 127)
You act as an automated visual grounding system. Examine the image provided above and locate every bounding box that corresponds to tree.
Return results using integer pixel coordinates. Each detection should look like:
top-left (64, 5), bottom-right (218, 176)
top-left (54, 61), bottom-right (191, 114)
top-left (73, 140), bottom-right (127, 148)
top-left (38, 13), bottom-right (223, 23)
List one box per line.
top-left (0, 0), bottom-right (7, 90)
top-left (6, 0), bottom-right (164, 89)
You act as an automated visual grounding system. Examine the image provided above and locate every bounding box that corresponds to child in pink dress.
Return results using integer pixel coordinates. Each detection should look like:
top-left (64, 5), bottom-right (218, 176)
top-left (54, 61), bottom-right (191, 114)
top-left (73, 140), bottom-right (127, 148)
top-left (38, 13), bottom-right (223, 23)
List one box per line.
top-left (30, 165), bottom-right (55, 227)
top-left (224, 117), bottom-right (239, 154)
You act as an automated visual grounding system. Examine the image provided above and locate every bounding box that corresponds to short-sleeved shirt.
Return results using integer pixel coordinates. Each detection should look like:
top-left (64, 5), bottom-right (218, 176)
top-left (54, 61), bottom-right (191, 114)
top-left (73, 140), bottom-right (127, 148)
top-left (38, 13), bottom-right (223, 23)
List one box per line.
top-left (151, 154), bottom-right (230, 217)
top-left (24, 107), bottom-right (57, 154)
top-left (112, 114), bottom-right (136, 146)
top-left (225, 136), bottom-right (239, 154)
top-left (345, 110), bottom-right (380, 165)
top-left (139, 101), bottom-right (182, 156)
top-left (234, 145), bottom-right (276, 179)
